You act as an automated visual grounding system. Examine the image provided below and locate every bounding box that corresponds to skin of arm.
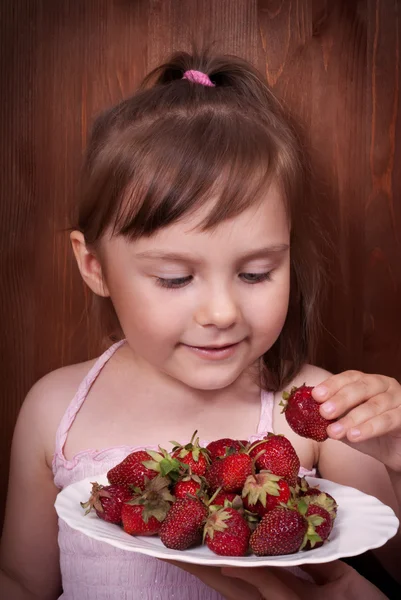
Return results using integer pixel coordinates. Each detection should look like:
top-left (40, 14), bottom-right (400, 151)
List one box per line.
top-left (0, 377), bottom-right (63, 600)
top-left (276, 364), bottom-right (401, 582)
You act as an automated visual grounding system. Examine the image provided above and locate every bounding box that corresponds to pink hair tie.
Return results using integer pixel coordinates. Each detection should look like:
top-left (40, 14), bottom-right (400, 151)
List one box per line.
top-left (182, 70), bottom-right (215, 87)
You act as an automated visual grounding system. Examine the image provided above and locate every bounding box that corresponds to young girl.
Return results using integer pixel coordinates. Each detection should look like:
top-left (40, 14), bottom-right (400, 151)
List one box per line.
top-left (1, 51), bottom-right (400, 600)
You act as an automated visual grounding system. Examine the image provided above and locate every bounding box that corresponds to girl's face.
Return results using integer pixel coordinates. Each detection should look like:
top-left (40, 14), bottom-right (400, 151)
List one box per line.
top-left (100, 184), bottom-right (290, 391)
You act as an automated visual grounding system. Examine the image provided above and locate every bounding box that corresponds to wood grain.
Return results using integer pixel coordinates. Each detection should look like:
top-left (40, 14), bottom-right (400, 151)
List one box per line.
top-left (1, 0), bottom-right (400, 526)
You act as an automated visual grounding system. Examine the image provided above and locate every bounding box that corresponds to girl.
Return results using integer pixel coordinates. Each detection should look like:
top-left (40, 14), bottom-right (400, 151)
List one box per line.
top-left (1, 51), bottom-right (400, 600)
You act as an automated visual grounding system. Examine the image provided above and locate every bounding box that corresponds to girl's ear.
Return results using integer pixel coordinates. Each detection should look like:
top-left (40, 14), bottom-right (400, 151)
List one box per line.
top-left (70, 231), bottom-right (110, 297)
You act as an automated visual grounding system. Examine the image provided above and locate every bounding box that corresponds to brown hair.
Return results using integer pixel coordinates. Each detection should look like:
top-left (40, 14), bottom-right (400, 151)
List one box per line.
top-left (74, 50), bottom-right (323, 391)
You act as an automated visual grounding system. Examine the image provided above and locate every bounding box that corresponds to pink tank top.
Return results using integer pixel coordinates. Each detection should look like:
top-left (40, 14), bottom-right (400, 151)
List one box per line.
top-left (53, 341), bottom-right (316, 600)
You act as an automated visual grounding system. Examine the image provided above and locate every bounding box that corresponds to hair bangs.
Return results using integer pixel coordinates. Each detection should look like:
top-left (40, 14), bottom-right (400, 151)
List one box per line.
top-left (109, 109), bottom-right (281, 240)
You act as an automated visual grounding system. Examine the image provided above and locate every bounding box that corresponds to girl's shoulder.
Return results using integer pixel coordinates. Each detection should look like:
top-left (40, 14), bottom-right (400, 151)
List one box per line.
top-left (21, 359), bottom-right (97, 466)
top-left (287, 363), bottom-right (332, 389)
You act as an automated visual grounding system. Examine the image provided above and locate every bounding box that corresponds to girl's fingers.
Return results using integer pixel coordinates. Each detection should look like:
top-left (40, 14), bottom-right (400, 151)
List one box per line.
top-left (314, 376), bottom-right (390, 420)
top-left (300, 559), bottom-right (351, 584)
top-left (222, 566), bottom-right (300, 600)
top-left (313, 370), bottom-right (370, 401)
top-left (344, 407), bottom-right (401, 442)
top-left (326, 392), bottom-right (399, 439)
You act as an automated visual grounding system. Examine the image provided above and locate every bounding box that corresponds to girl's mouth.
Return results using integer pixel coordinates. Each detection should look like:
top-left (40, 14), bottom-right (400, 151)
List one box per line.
top-left (183, 342), bottom-right (242, 361)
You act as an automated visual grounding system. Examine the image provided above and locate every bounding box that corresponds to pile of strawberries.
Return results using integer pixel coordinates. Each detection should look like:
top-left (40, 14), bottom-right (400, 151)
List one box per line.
top-left (81, 427), bottom-right (338, 557)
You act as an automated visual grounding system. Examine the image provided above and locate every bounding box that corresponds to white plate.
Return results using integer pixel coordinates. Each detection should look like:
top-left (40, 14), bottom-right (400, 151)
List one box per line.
top-left (55, 475), bottom-right (399, 567)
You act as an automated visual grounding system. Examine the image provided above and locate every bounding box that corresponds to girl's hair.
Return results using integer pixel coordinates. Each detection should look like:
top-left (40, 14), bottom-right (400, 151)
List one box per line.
top-left (74, 49), bottom-right (323, 391)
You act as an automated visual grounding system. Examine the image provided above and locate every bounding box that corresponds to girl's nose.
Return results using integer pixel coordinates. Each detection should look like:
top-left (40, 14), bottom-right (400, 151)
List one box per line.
top-left (194, 285), bottom-right (239, 329)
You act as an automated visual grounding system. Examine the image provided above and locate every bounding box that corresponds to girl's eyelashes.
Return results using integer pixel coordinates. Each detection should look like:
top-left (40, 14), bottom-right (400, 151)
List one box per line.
top-left (239, 271), bottom-right (272, 283)
top-left (155, 271), bottom-right (273, 289)
top-left (156, 276), bottom-right (193, 289)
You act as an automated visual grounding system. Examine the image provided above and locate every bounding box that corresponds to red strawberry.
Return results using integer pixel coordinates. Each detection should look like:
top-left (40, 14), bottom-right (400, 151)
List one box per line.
top-left (121, 503), bottom-right (163, 535)
top-left (281, 385), bottom-right (335, 442)
top-left (250, 507), bottom-right (309, 556)
top-left (172, 472), bottom-right (206, 499)
top-left (205, 453), bottom-right (252, 493)
top-left (249, 434), bottom-right (300, 487)
top-left (80, 482), bottom-right (132, 524)
top-left (171, 431), bottom-right (211, 476)
top-left (297, 497), bottom-right (333, 549)
top-left (108, 447), bottom-right (183, 488)
top-left (303, 490), bottom-right (338, 520)
top-left (121, 475), bottom-right (174, 535)
top-left (206, 438), bottom-right (246, 461)
top-left (107, 450), bottom-right (158, 489)
top-left (210, 491), bottom-right (238, 507)
top-left (294, 476), bottom-right (310, 495)
top-left (204, 507), bottom-right (250, 556)
top-left (159, 497), bottom-right (208, 550)
top-left (242, 472), bottom-right (291, 517)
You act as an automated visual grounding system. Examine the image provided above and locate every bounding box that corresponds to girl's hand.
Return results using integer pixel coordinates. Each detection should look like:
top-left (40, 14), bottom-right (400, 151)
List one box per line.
top-left (223, 560), bottom-right (388, 600)
top-left (166, 560), bottom-right (387, 600)
top-left (313, 371), bottom-right (401, 472)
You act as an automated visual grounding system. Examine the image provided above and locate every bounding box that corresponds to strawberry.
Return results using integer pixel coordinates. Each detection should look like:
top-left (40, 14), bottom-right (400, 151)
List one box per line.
top-left (302, 490), bottom-right (338, 520)
top-left (159, 497), bottom-right (208, 550)
top-left (172, 471), bottom-right (207, 499)
top-left (250, 507), bottom-right (309, 556)
top-left (204, 506), bottom-right (250, 556)
top-left (107, 450), bottom-right (158, 489)
top-left (206, 438), bottom-right (246, 461)
top-left (210, 491), bottom-right (238, 507)
top-left (242, 472), bottom-right (291, 517)
top-left (80, 482), bottom-right (132, 524)
top-left (281, 384), bottom-right (335, 442)
top-left (297, 497), bottom-right (333, 549)
top-left (171, 431), bottom-right (211, 476)
top-left (294, 476), bottom-right (310, 495)
top-left (205, 452), bottom-right (253, 493)
top-left (249, 434), bottom-right (300, 487)
top-left (121, 475), bottom-right (174, 535)
top-left (121, 503), bottom-right (163, 535)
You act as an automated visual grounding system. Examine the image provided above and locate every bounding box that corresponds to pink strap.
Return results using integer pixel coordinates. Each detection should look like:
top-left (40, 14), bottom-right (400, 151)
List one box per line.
top-left (182, 70), bottom-right (215, 87)
top-left (54, 340), bottom-right (126, 457)
top-left (257, 389), bottom-right (275, 434)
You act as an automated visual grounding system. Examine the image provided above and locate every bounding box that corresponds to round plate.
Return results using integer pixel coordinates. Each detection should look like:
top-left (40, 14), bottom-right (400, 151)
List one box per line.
top-left (54, 475), bottom-right (399, 567)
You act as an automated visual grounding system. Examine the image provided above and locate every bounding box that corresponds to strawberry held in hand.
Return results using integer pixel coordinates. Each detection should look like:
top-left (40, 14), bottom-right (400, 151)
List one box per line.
top-left (281, 384), bottom-right (335, 442)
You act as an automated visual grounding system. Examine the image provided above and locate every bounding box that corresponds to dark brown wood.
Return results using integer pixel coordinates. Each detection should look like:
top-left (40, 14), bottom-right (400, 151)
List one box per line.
top-left (1, 0), bottom-right (400, 526)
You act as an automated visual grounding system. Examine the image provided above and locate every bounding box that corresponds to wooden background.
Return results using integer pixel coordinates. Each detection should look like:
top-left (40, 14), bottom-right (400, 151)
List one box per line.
top-left (0, 0), bottom-right (400, 525)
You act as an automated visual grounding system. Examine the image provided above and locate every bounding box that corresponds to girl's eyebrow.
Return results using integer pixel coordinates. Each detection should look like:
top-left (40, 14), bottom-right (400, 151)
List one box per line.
top-left (134, 244), bottom-right (289, 263)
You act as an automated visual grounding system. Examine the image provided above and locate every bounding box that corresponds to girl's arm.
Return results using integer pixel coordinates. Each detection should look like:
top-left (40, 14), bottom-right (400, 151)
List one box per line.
top-left (318, 427), bottom-right (401, 583)
top-left (285, 365), bottom-right (401, 582)
top-left (0, 380), bottom-right (62, 599)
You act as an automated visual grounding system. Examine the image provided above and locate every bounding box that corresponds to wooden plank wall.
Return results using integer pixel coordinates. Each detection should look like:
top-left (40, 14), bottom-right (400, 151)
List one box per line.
top-left (1, 0), bottom-right (400, 524)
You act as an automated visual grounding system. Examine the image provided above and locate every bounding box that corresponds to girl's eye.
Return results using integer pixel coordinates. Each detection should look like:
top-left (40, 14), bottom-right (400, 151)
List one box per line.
top-left (240, 272), bottom-right (272, 284)
top-left (156, 276), bottom-right (193, 289)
